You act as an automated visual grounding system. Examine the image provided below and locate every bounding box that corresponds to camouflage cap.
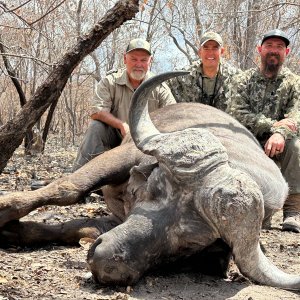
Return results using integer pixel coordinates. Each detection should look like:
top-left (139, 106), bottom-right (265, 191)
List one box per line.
top-left (200, 32), bottom-right (223, 47)
top-left (126, 38), bottom-right (152, 55)
top-left (261, 29), bottom-right (290, 46)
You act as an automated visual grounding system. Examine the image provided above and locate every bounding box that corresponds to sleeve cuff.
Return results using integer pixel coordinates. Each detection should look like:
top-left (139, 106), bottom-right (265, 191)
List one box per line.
top-left (270, 125), bottom-right (296, 140)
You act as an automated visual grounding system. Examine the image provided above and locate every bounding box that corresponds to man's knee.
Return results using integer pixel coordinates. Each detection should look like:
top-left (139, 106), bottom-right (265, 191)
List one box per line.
top-left (86, 120), bottom-right (107, 137)
top-left (73, 120), bottom-right (109, 171)
top-left (281, 137), bottom-right (300, 194)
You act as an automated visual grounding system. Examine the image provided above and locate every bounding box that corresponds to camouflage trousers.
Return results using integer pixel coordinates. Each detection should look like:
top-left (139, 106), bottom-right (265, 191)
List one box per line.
top-left (73, 120), bottom-right (122, 171)
top-left (274, 137), bottom-right (300, 195)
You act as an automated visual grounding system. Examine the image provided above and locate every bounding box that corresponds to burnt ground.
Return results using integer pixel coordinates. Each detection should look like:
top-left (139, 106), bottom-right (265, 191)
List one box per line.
top-left (0, 137), bottom-right (299, 300)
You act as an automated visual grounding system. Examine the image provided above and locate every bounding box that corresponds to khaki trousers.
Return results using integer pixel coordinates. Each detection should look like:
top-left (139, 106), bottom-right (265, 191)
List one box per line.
top-left (73, 120), bottom-right (122, 171)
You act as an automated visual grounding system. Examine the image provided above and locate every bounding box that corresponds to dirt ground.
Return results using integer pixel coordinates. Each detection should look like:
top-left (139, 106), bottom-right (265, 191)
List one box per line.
top-left (0, 137), bottom-right (299, 300)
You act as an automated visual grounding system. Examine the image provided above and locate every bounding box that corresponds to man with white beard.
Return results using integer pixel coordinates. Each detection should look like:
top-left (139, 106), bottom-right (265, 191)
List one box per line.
top-left (73, 38), bottom-right (175, 170)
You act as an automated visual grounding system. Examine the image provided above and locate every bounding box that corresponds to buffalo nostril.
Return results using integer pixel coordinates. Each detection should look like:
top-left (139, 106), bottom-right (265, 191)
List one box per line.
top-left (104, 265), bottom-right (116, 274)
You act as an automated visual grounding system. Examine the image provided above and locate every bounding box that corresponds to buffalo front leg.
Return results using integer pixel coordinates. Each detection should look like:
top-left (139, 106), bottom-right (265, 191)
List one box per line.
top-left (0, 142), bottom-right (143, 228)
top-left (0, 215), bottom-right (120, 247)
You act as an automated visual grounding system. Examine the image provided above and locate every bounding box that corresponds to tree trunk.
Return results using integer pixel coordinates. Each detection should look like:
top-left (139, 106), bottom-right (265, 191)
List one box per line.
top-left (0, 0), bottom-right (139, 173)
top-left (242, 0), bottom-right (261, 69)
top-left (0, 34), bottom-right (35, 155)
top-left (42, 98), bottom-right (59, 152)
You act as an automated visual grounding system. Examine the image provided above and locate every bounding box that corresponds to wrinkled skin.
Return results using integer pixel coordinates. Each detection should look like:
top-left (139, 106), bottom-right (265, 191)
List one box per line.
top-left (1, 72), bottom-right (299, 290)
top-left (88, 71), bottom-right (299, 290)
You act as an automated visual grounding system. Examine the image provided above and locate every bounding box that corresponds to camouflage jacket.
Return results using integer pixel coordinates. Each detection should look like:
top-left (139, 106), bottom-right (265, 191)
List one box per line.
top-left (226, 67), bottom-right (300, 142)
top-left (168, 60), bottom-right (240, 111)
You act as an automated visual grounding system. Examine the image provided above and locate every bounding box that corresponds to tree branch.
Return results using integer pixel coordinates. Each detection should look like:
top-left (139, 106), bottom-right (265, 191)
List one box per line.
top-left (0, 35), bottom-right (27, 106)
top-left (29, 0), bottom-right (68, 26)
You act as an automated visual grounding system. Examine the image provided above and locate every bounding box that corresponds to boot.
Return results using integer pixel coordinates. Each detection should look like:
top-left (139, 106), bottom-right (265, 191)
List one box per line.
top-left (282, 194), bottom-right (300, 233)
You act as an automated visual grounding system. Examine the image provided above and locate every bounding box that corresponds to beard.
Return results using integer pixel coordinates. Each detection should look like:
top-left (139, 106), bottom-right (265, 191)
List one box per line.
top-left (129, 69), bottom-right (147, 81)
top-left (261, 52), bottom-right (283, 77)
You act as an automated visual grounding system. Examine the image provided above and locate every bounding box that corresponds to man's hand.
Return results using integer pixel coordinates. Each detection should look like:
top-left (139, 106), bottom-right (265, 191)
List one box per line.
top-left (91, 111), bottom-right (130, 138)
top-left (119, 122), bottom-right (130, 138)
top-left (264, 133), bottom-right (285, 157)
top-left (273, 118), bottom-right (298, 133)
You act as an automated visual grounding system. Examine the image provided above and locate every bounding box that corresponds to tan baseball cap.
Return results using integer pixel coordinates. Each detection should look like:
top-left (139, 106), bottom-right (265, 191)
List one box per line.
top-left (126, 38), bottom-right (152, 55)
top-left (200, 32), bottom-right (223, 47)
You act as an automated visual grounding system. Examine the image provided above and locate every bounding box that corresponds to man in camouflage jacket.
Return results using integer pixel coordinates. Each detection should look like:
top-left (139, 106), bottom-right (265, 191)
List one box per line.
top-left (169, 32), bottom-right (240, 111)
top-left (227, 29), bottom-right (300, 233)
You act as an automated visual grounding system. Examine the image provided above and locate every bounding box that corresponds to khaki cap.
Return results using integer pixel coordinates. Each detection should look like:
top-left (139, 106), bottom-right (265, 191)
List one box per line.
top-left (200, 32), bottom-right (223, 47)
top-left (126, 38), bottom-right (151, 55)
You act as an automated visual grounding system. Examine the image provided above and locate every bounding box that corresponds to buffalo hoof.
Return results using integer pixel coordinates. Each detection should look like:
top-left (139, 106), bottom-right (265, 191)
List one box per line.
top-left (0, 220), bottom-right (23, 247)
top-left (282, 212), bottom-right (300, 233)
top-left (31, 179), bottom-right (52, 190)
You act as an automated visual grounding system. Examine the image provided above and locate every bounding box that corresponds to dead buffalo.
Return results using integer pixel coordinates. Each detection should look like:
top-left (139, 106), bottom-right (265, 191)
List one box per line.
top-left (0, 71), bottom-right (299, 291)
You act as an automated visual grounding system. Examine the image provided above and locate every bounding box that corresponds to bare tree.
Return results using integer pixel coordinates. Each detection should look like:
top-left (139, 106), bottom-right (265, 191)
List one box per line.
top-left (0, 0), bottom-right (139, 174)
top-left (0, 0), bottom-right (299, 168)
top-left (0, 34), bottom-right (37, 154)
top-left (153, 0), bottom-right (300, 69)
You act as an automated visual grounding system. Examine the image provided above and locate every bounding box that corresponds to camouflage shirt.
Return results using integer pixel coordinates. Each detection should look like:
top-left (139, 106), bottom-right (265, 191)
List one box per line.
top-left (226, 67), bottom-right (300, 142)
top-left (168, 60), bottom-right (240, 111)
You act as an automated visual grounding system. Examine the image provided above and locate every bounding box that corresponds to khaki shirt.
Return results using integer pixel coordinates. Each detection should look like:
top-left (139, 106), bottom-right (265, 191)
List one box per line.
top-left (90, 68), bottom-right (176, 123)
